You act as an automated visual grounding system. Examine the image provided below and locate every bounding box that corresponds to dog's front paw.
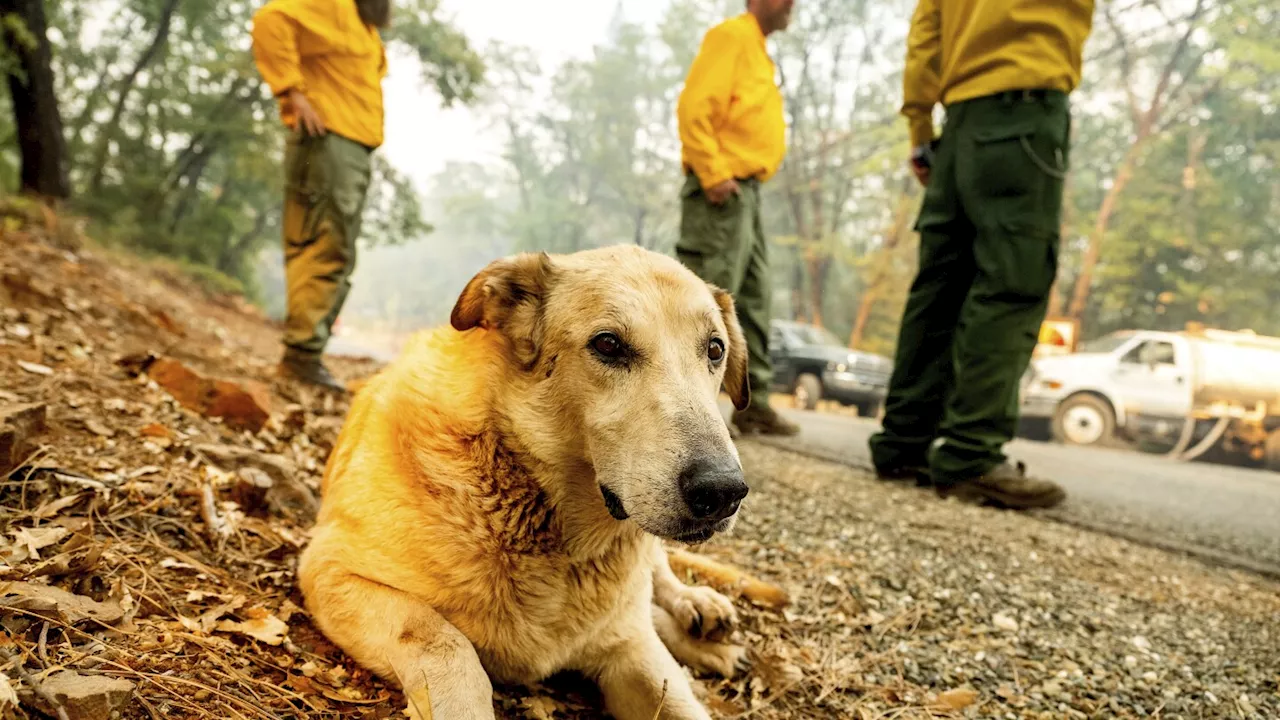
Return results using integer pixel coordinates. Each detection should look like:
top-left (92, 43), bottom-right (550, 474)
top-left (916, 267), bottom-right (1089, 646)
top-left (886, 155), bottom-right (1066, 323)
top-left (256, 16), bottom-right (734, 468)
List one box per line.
top-left (693, 641), bottom-right (751, 679)
top-left (670, 585), bottom-right (738, 643)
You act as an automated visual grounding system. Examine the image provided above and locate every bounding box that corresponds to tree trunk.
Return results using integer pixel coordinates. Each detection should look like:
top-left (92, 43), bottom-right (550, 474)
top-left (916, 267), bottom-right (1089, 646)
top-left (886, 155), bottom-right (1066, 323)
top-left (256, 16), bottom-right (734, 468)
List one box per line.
top-left (805, 253), bottom-right (828, 329)
top-left (87, 0), bottom-right (182, 193)
top-left (847, 288), bottom-right (879, 350)
top-left (167, 148), bottom-right (215, 233)
top-left (848, 183), bottom-right (915, 349)
top-left (1, 0), bottom-right (70, 199)
top-left (789, 245), bottom-right (805, 322)
top-left (1067, 143), bottom-right (1140, 319)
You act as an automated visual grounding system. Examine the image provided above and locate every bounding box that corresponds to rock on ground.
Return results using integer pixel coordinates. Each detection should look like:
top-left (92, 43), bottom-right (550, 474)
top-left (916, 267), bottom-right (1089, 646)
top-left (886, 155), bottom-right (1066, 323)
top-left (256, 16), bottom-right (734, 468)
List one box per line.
top-left (18, 671), bottom-right (135, 720)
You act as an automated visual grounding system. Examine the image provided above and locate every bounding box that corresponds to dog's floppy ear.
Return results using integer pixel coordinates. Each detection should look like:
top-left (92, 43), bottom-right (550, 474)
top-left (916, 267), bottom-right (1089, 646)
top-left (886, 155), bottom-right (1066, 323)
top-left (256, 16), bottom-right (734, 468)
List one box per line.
top-left (451, 252), bottom-right (555, 332)
top-left (711, 286), bottom-right (751, 411)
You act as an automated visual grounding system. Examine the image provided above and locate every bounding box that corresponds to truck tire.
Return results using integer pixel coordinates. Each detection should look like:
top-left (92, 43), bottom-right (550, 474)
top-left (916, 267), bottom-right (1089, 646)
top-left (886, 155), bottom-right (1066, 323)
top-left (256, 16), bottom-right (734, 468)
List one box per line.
top-left (1265, 430), bottom-right (1280, 473)
top-left (1052, 394), bottom-right (1117, 448)
top-left (793, 373), bottom-right (822, 411)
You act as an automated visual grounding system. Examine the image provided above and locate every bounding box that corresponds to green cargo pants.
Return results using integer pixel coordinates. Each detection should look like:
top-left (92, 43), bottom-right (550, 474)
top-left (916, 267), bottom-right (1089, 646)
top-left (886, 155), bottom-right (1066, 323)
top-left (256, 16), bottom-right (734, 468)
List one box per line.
top-left (281, 130), bottom-right (373, 356)
top-left (869, 89), bottom-right (1071, 486)
top-left (675, 173), bottom-right (774, 411)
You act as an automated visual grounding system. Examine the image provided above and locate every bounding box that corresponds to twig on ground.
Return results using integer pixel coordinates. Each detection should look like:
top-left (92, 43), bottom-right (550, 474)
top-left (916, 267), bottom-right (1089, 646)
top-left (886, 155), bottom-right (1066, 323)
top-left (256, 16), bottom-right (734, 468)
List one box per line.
top-left (650, 679), bottom-right (668, 720)
top-left (37, 621), bottom-right (50, 666)
top-left (199, 479), bottom-right (227, 544)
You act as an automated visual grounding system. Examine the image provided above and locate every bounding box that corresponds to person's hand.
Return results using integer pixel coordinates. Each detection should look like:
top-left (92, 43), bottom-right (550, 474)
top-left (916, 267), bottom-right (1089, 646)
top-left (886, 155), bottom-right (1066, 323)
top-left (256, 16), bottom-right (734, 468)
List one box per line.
top-left (289, 89), bottom-right (326, 136)
top-left (705, 178), bottom-right (740, 205)
top-left (909, 143), bottom-right (934, 187)
top-left (910, 161), bottom-right (930, 187)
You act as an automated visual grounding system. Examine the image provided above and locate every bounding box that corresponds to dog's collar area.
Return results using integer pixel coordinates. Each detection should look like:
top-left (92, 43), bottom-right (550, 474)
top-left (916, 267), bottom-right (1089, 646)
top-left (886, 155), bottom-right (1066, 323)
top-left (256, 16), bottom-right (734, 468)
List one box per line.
top-left (599, 485), bottom-right (629, 520)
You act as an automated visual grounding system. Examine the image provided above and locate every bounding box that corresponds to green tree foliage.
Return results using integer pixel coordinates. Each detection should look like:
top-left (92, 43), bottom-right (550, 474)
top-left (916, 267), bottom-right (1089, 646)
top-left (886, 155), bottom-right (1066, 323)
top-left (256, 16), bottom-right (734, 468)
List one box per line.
top-left (1059, 0), bottom-right (1279, 336)
top-left (0, 0), bottom-right (482, 298)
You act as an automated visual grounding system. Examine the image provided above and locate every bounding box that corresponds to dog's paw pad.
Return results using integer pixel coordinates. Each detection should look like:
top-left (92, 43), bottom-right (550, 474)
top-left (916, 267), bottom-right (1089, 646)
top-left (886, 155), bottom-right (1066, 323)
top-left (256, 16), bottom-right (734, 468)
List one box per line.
top-left (674, 586), bottom-right (738, 642)
top-left (704, 643), bottom-right (749, 679)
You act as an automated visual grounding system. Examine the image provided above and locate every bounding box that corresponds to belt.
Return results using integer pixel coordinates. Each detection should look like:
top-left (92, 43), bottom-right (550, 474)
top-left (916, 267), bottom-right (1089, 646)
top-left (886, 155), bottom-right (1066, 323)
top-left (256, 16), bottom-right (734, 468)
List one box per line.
top-left (682, 168), bottom-right (763, 185)
top-left (992, 88), bottom-right (1067, 104)
top-left (944, 88), bottom-right (1069, 113)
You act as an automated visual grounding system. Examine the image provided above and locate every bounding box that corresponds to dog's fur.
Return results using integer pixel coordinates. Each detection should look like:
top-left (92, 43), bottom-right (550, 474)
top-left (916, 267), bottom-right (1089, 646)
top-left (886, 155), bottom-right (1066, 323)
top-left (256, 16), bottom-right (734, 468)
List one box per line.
top-left (298, 245), bottom-right (756, 719)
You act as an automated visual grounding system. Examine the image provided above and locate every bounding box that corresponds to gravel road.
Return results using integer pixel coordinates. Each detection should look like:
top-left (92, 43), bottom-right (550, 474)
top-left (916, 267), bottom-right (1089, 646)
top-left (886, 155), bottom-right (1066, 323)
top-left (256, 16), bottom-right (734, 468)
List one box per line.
top-left (730, 405), bottom-right (1280, 577)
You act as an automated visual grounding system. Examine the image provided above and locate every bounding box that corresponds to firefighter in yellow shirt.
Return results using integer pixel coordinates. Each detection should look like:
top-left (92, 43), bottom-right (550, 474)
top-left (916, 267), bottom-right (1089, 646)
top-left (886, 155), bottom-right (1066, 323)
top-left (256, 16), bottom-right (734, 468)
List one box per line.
top-left (251, 0), bottom-right (390, 391)
top-left (676, 0), bottom-right (798, 437)
top-left (869, 0), bottom-right (1096, 509)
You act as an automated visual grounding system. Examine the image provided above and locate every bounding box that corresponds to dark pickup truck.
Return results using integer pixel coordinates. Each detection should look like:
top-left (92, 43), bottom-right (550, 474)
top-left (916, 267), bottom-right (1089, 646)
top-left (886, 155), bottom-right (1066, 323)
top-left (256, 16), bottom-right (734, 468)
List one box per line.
top-left (768, 320), bottom-right (893, 417)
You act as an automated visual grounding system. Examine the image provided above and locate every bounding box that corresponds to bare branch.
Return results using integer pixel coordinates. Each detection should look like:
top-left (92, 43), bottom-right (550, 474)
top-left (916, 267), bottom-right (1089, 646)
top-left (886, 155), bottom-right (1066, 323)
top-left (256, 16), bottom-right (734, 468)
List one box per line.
top-left (1103, 1), bottom-right (1144, 130)
top-left (1154, 74), bottom-right (1223, 135)
top-left (1154, 45), bottom-right (1210, 124)
top-left (1144, 0), bottom-right (1208, 133)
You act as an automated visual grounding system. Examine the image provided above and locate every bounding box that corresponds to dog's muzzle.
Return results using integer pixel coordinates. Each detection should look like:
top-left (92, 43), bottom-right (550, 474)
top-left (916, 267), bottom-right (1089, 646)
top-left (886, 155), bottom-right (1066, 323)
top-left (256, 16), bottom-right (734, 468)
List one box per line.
top-left (677, 456), bottom-right (748, 522)
top-left (599, 485), bottom-right (629, 520)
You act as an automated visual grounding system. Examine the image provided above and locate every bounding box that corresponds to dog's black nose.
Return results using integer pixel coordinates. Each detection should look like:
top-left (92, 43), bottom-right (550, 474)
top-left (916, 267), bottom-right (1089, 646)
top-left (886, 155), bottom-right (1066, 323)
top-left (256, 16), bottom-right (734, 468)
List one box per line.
top-left (678, 457), bottom-right (749, 521)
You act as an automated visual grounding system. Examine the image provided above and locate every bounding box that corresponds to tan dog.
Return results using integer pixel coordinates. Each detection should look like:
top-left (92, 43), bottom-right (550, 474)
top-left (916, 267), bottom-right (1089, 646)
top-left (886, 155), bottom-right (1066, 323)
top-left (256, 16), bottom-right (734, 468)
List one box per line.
top-left (298, 245), bottom-right (755, 719)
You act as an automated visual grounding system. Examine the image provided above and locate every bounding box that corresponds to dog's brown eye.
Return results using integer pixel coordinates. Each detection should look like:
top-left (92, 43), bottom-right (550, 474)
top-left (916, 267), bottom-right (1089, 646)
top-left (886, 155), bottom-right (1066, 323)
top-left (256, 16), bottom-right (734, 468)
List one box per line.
top-left (590, 332), bottom-right (624, 359)
top-left (708, 338), bottom-right (725, 364)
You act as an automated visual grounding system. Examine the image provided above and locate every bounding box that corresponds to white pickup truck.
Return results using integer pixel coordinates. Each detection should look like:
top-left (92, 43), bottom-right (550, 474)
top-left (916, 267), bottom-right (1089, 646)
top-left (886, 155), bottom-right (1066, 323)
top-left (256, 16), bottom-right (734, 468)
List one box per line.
top-left (1019, 327), bottom-right (1280, 469)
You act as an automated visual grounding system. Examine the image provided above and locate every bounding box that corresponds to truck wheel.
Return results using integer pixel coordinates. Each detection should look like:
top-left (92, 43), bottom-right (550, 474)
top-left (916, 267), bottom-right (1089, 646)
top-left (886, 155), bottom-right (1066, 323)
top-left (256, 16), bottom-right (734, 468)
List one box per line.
top-left (1052, 394), bottom-right (1117, 447)
top-left (1265, 430), bottom-right (1280, 473)
top-left (793, 374), bottom-right (822, 411)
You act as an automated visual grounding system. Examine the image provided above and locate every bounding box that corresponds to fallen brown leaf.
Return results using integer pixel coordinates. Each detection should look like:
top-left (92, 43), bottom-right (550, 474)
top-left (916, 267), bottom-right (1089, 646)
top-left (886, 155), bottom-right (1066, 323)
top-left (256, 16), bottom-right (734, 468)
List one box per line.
top-left (521, 696), bottom-right (562, 720)
top-left (17, 361), bottom-right (53, 376)
top-left (216, 611), bottom-right (288, 646)
top-left (32, 493), bottom-right (84, 518)
top-left (315, 685), bottom-right (391, 706)
top-left (0, 580), bottom-right (125, 625)
top-left (83, 418), bottom-right (115, 437)
top-left (3, 526), bottom-right (69, 563)
top-left (0, 670), bottom-right (18, 708)
top-left (935, 687), bottom-right (979, 710)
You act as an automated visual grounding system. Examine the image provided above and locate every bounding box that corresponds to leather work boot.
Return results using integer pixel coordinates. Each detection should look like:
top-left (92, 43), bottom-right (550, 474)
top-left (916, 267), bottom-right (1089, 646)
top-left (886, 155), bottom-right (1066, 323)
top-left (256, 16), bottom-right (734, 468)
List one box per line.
top-left (732, 406), bottom-right (800, 437)
top-left (278, 348), bottom-right (347, 393)
top-left (937, 461), bottom-right (1066, 510)
top-left (875, 464), bottom-right (931, 487)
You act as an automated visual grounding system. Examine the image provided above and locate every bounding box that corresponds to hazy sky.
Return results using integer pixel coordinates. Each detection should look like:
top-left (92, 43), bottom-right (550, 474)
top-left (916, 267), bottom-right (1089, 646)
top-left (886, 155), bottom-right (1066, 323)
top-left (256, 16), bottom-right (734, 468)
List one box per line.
top-left (381, 0), bottom-right (674, 194)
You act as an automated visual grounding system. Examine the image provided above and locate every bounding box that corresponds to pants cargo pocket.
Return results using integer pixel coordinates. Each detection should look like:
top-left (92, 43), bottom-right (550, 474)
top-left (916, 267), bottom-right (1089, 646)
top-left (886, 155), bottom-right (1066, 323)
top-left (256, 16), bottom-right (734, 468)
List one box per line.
top-left (965, 110), bottom-right (1068, 303)
top-left (978, 222), bottom-right (1060, 302)
top-left (678, 176), bottom-right (747, 290)
top-left (284, 133), bottom-right (333, 251)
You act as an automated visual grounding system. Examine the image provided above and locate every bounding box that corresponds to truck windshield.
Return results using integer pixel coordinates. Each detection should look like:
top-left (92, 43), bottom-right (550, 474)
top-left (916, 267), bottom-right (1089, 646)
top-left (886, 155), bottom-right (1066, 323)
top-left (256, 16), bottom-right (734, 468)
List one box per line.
top-left (1078, 333), bottom-right (1133, 354)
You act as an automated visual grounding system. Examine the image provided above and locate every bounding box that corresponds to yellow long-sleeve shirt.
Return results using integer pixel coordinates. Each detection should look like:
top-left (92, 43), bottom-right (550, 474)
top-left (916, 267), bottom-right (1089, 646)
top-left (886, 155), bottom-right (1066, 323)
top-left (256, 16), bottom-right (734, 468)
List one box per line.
top-left (251, 0), bottom-right (388, 149)
top-left (677, 13), bottom-right (787, 190)
top-left (902, 0), bottom-right (1096, 147)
